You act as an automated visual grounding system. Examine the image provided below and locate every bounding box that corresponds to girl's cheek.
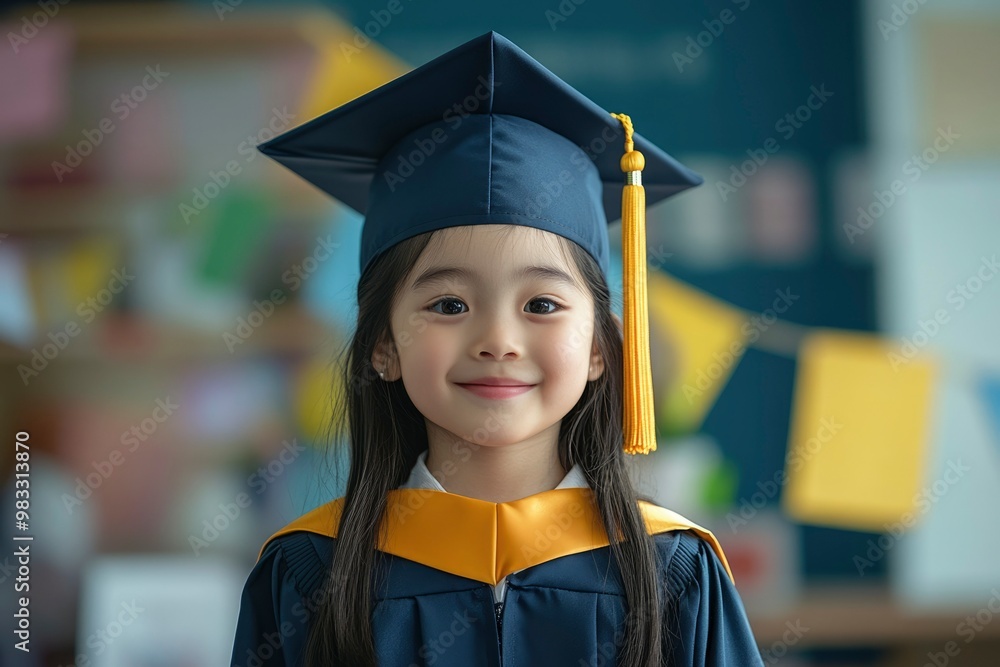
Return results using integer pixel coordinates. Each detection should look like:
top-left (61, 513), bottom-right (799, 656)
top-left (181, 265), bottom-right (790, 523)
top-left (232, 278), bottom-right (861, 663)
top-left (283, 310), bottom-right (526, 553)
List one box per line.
top-left (554, 320), bottom-right (590, 359)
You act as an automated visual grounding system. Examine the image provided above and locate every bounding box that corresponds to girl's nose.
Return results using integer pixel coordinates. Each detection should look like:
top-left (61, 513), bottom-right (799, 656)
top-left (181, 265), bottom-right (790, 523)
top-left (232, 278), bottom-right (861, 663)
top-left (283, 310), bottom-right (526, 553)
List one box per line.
top-left (472, 310), bottom-right (522, 361)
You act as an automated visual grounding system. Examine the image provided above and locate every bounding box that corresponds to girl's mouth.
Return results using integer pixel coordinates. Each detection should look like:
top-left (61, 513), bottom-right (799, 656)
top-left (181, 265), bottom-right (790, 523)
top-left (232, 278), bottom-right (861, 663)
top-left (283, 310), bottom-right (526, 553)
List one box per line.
top-left (456, 383), bottom-right (535, 400)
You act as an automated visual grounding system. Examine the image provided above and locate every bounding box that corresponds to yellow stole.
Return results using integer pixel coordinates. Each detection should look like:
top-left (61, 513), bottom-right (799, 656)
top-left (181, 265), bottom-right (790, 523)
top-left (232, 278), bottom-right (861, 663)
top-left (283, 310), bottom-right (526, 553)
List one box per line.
top-left (259, 487), bottom-right (734, 585)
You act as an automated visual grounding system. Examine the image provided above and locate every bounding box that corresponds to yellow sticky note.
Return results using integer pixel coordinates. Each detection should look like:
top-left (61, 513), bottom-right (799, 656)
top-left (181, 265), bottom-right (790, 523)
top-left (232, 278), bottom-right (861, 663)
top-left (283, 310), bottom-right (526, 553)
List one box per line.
top-left (783, 331), bottom-right (938, 531)
top-left (647, 271), bottom-right (748, 434)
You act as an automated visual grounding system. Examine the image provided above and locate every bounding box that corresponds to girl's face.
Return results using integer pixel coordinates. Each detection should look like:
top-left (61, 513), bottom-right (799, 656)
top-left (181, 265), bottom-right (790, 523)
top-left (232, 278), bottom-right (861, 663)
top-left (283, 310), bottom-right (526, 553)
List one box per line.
top-left (375, 224), bottom-right (605, 449)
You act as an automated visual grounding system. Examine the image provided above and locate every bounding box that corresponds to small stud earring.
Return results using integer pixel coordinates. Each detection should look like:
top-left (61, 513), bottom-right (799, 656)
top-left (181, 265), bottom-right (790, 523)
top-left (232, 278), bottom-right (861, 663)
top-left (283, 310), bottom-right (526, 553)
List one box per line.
top-left (378, 369), bottom-right (385, 379)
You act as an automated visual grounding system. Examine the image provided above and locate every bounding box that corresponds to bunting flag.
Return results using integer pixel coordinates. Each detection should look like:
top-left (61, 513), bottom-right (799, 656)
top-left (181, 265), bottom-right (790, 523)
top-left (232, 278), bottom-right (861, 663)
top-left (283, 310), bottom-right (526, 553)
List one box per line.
top-left (781, 331), bottom-right (938, 531)
top-left (642, 271), bottom-right (964, 532)
top-left (646, 270), bottom-right (749, 435)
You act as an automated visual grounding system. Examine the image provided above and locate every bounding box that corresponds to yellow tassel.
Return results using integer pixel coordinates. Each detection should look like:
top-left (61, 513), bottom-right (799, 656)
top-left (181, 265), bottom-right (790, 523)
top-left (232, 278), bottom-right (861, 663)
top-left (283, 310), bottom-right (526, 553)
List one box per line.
top-left (610, 113), bottom-right (656, 456)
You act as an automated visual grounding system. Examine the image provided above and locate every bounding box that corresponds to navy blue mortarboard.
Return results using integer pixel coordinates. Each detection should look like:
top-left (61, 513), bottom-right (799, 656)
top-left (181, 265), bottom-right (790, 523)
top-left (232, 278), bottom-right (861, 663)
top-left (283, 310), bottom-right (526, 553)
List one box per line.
top-left (259, 30), bottom-right (703, 456)
top-left (257, 30), bottom-right (701, 279)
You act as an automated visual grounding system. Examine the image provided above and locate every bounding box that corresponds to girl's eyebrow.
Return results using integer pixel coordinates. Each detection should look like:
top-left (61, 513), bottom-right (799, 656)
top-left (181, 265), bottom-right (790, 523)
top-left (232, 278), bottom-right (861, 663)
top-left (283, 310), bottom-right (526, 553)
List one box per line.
top-left (411, 265), bottom-right (579, 291)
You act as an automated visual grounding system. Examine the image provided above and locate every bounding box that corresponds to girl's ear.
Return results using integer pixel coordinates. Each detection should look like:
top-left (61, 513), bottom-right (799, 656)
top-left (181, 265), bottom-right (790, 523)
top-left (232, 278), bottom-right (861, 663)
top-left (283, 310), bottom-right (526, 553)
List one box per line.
top-left (589, 314), bottom-right (621, 381)
top-left (371, 335), bottom-right (401, 381)
top-left (588, 346), bottom-right (605, 381)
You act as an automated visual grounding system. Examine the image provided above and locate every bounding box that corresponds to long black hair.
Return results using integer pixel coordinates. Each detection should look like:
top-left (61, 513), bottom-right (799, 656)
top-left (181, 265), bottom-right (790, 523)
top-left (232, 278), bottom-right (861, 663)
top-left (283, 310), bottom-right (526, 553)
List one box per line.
top-left (305, 226), bottom-right (665, 666)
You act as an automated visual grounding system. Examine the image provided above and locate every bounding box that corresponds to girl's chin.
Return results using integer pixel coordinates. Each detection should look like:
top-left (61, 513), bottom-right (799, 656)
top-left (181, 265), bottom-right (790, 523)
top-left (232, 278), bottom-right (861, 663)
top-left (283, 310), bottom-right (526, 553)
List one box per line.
top-left (424, 419), bottom-right (567, 451)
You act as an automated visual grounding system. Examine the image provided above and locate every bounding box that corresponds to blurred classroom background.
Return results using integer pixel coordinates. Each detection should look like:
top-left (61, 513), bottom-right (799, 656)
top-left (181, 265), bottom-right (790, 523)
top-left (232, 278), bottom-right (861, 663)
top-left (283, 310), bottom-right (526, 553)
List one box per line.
top-left (1, 0), bottom-right (998, 665)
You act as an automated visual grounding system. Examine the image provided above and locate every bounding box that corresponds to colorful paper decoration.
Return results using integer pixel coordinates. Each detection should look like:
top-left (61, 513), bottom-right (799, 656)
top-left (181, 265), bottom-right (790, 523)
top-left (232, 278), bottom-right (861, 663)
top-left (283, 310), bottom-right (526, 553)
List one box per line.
top-left (782, 331), bottom-right (938, 531)
top-left (646, 270), bottom-right (749, 434)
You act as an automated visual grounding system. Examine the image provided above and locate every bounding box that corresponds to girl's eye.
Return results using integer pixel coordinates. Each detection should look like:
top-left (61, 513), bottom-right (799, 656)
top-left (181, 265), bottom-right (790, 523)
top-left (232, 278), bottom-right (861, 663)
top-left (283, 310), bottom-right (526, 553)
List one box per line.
top-left (429, 298), bottom-right (561, 315)
top-left (429, 298), bottom-right (468, 315)
top-left (526, 298), bottom-right (560, 315)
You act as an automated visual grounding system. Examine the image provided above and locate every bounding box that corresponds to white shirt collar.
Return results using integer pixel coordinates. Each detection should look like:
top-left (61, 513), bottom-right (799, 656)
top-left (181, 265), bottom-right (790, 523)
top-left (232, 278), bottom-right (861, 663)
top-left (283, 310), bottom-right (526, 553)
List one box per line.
top-left (400, 449), bottom-right (589, 492)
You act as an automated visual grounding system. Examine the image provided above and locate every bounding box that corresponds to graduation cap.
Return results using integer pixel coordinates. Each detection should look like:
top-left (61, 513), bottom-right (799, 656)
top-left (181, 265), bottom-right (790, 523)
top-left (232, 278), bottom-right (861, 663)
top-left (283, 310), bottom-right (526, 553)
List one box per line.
top-left (259, 31), bottom-right (703, 455)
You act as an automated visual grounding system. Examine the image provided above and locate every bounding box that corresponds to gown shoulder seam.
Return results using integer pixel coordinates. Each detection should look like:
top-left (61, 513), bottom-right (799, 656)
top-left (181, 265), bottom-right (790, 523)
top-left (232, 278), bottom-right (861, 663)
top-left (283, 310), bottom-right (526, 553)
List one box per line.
top-left (265, 531), bottom-right (332, 600)
top-left (659, 531), bottom-right (710, 598)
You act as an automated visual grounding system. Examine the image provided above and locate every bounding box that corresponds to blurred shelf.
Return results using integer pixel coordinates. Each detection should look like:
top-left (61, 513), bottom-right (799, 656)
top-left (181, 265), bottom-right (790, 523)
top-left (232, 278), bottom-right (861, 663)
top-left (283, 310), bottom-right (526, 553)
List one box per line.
top-left (2, 184), bottom-right (333, 234)
top-left (750, 584), bottom-right (1000, 647)
top-left (0, 2), bottom-right (344, 235)
top-left (0, 302), bottom-right (339, 365)
top-left (54, 3), bottom-right (318, 56)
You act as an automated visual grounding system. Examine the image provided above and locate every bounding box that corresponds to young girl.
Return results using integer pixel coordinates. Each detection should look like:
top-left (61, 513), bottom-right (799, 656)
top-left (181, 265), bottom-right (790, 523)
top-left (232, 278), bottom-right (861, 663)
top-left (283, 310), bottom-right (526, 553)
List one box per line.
top-left (232, 31), bottom-right (765, 667)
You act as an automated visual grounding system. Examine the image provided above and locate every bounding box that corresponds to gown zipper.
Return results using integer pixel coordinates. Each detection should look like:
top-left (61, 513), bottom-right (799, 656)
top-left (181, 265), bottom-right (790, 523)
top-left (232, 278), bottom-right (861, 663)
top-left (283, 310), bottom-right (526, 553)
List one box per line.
top-left (490, 584), bottom-right (505, 663)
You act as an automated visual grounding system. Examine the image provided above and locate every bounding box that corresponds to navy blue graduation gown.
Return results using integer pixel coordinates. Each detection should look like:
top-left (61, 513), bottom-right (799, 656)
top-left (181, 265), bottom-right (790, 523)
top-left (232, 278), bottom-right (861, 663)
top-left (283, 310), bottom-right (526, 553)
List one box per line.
top-left (230, 528), bottom-right (764, 666)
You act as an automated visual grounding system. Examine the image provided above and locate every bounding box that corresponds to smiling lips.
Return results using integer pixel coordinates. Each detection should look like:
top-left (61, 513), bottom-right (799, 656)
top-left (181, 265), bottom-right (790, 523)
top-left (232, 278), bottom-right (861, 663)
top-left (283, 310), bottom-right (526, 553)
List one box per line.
top-left (455, 377), bottom-right (536, 400)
